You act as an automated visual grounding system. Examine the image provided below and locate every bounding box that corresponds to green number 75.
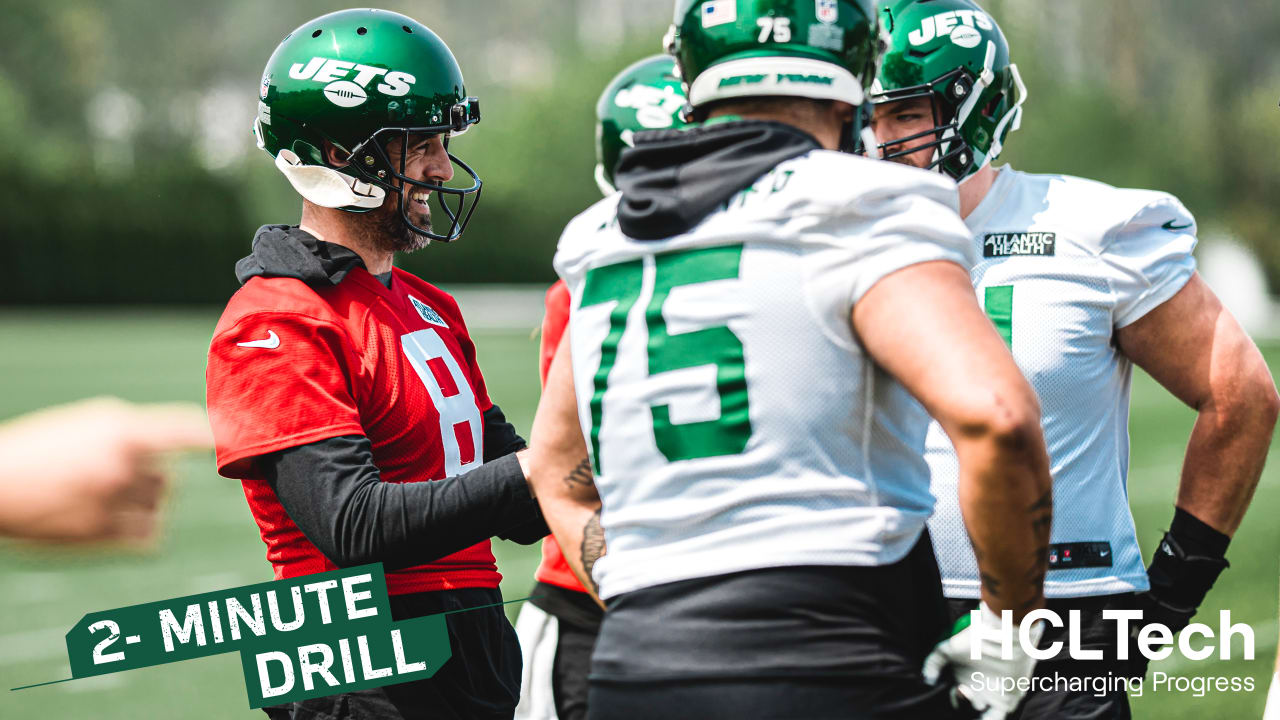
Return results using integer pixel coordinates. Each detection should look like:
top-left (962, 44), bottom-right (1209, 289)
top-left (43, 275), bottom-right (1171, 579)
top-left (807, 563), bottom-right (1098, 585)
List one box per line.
top-left (579, 244), bottom-right (753, 472)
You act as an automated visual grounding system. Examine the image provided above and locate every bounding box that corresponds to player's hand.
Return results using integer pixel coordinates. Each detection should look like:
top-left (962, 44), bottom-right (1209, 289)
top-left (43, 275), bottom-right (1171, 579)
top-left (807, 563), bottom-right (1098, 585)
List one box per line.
top-left (1125, 530), bottom-right (1229, 678)
top-left (0, 397), bottom-right (212, 544)
top-left (1124, 591), bottom-right (1187, 679)
top-left (923, 603), bottom-right (1044, 720)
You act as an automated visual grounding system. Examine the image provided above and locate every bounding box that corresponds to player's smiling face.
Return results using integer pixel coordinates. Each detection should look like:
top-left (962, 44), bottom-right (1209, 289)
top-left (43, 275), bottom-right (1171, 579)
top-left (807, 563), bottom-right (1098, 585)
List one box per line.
top-left (870, 97), bottom-right (938, 170)
top-left (384, 132), bottom-right (454, 229)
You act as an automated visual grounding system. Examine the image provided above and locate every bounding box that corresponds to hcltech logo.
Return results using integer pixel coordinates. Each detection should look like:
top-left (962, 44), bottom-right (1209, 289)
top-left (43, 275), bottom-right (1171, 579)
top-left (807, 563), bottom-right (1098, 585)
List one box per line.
top-left (288, 57), bottom-right (417, 108)
top-left (969, 609), bottom-right (1255, 663)
top-left (963, 608), bottom-right (1261, 700)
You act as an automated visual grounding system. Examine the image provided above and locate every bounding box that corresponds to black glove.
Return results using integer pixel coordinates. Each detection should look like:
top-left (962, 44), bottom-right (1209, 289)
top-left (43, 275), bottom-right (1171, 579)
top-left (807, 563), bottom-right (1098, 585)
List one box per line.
top-left (1127, 507), bottom-right (1229, 678)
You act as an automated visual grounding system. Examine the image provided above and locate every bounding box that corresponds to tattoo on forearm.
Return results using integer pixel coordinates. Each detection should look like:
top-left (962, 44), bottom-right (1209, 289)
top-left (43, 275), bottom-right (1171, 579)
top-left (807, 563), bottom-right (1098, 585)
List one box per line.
top-left (1019, 490), bottom-right (1053, 609)
top-left (1028, 489), bottom-right (1051, 512)
top-left (1014, 544), bottom-right (1050, 612)
top-left (1014, 593), bottom-right (1040, 615)
top-left (580, 508), bottom-right (606, 596)
top-left (980, 571), bottom-right (1002, 598)
top-left (1026, 546), bottom-right (1049, 582)
top-left (973, 544), bottom-right (1000, 598)
top-left (1029, 489), bottom-right (1052, 536)
top-left (564, 457), bottom-right (594, 491)
top-left (975, 490), bottom-right (1053, 606)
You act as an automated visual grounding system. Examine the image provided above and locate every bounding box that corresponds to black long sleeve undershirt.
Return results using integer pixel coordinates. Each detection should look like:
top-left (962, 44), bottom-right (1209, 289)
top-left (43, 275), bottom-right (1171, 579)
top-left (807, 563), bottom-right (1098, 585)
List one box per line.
top-left (262, 405), bottom-right (548, 571)
top-left (481, 404), bottom-right (527, 464)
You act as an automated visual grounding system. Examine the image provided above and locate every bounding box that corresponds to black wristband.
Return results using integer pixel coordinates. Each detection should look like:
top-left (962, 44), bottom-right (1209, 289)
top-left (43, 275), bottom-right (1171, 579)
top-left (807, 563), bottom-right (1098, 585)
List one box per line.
top-left (1146, 507), bottom-right (1230, 614)
top-left (1170, 506), bottom-right (1230, 558)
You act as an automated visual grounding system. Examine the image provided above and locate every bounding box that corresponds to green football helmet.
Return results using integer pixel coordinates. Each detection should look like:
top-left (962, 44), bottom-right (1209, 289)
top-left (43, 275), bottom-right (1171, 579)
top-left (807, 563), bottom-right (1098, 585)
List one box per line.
top-left (594, 55), bottom-right (690, 196)
top-left (868, 0), bottom-right (1026, 181)
top-left (664, 0), bottom-right (883, 119)
top-left (254, 8), bottom-right (482, 242)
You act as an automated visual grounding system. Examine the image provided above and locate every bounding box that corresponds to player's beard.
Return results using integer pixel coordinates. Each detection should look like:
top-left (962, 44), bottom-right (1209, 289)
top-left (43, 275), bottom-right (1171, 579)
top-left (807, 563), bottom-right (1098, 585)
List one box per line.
top-left (368, 190), bottom-right (431, 254)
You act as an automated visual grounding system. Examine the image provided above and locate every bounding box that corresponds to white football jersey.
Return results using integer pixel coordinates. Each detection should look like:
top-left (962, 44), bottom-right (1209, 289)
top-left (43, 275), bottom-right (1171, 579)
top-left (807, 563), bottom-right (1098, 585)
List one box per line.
top-left (927, 166), bottom-right (1198, 599)
top-left (554, 151), bottom-right (974, 600)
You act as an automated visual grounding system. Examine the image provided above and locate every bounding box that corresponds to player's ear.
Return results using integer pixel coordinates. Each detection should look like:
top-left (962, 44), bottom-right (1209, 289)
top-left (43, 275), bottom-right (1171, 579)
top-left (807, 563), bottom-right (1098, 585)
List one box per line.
top-left (322, 140), bottom-right (352, 169)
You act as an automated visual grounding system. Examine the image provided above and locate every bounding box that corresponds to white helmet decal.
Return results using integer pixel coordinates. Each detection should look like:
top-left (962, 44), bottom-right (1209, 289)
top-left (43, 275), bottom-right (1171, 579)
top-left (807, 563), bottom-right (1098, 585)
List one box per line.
top-left (288, 56), bottom-right (417, 105)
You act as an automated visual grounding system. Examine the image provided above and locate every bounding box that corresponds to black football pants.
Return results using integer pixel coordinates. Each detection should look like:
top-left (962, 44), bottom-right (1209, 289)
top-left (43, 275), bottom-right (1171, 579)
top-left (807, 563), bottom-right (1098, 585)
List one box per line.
top-left (588, 533), bottom-right (977, 720)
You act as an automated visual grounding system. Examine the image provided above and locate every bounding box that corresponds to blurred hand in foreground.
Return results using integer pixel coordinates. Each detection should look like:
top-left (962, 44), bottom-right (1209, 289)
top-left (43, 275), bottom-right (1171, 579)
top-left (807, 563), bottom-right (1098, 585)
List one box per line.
top-left (0, 397), bottom-right (212, 544)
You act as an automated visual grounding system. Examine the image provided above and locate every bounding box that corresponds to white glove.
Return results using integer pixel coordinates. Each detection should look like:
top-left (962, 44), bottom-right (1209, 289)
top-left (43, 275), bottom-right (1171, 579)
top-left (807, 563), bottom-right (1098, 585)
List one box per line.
top-left (923, 602), bottom-right (1044, 720)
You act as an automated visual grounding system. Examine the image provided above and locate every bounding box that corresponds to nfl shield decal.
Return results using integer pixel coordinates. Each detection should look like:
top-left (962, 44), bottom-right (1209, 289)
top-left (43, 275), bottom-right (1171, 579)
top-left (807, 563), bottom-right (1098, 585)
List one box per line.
top-left (816, 0), bottom-right (838, 24)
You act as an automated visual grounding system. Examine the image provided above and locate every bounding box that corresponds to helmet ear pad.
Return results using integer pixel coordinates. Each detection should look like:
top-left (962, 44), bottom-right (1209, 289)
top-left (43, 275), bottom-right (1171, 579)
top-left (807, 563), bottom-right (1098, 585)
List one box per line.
top-left (274, 148), bottom-right (385, 210)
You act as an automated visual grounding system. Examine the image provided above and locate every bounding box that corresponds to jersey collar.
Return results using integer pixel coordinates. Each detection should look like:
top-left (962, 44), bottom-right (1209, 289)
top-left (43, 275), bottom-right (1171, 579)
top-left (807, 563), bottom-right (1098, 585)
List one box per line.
top-left (963, 164), bottom-right (1017, 233)
top-left (342, 264), bottom-right (404, 306)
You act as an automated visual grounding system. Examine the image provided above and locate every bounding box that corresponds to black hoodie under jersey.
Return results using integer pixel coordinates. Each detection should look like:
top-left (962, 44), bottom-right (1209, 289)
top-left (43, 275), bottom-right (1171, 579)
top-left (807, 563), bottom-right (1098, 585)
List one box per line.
top-left (233, 225), bottom-right (547, 572)
top-left (236, 224), bottom-right (365, 286)
top-left (614, 119), bottom-right (821, 241)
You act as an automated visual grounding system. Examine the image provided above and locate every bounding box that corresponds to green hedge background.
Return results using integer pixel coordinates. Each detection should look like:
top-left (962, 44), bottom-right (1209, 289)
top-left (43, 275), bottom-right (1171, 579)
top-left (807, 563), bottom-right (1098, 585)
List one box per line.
top-left (1, 0), bottom-right (1278, 303)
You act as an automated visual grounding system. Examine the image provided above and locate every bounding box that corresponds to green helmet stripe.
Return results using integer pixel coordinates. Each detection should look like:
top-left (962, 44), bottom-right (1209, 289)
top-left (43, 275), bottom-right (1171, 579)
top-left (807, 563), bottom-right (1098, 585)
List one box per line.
top-left (688, 56), bottom-right (866, 107)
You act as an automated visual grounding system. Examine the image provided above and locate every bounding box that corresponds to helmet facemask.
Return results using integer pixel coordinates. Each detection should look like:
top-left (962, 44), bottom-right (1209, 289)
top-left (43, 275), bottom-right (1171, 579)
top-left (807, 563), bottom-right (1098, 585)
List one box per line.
top-left (868, 40), bottom-right (1026, 181)
top-left (341, 99), bottom-right (483, 243)
top-left (870, 67), bottom-right (976, 177)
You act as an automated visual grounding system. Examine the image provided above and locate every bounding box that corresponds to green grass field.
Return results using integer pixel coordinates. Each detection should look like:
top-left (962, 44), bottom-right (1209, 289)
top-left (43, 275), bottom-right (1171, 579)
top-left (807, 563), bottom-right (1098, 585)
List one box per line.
top-left (0, 308), bottom-right (1276, 718)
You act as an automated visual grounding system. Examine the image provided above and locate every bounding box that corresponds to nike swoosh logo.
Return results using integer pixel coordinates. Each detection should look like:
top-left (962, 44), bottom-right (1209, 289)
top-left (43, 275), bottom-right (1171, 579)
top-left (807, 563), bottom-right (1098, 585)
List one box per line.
top-left (237, 330), bottom-right (280, 349)
top-left (1162, 220), bottom-right (1193, 232)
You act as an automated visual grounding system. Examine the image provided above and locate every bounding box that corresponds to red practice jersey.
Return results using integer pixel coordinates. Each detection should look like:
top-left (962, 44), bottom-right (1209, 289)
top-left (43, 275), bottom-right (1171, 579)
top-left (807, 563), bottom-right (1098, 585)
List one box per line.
top-left (532, 280), bottom-right (589, 593)
top-left (207, 267), bottom-right (499, 595)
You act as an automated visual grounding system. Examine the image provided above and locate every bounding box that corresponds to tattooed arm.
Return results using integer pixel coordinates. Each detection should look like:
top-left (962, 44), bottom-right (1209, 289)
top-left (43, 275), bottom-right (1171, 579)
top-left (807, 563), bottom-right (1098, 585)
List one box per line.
top-left (852, 260), bottom-right (1053, 620)
top-left (527, 329), bottom-right (607, 607)
top-left (580, 508), bottom-right (606, 597)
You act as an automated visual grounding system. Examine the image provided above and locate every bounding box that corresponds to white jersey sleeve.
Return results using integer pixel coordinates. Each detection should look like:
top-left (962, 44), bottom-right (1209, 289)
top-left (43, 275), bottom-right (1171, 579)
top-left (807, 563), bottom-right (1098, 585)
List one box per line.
top-left (1103, 194), bottom-right (1198, 327)
top-left (800, 159), bottom-right (976, 347)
